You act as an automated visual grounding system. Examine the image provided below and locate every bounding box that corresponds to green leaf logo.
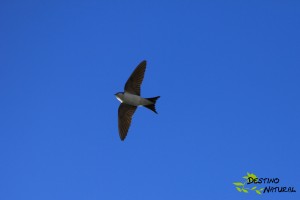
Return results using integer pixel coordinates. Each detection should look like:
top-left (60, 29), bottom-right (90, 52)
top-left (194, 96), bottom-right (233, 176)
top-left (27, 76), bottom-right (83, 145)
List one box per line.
top-left (233, 172), bottom-right (264, 195)
top-left (256, 190), bottom-right (261, 194)
top-left (233, 182), bottom-right (244, 186)
top-left (242, 189), bottom-right (248, 193)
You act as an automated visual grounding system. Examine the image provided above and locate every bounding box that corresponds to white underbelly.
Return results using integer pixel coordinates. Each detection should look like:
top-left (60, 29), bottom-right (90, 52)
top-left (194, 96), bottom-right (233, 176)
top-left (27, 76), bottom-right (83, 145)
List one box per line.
top-left (123, 93), bottom-right (151, 106)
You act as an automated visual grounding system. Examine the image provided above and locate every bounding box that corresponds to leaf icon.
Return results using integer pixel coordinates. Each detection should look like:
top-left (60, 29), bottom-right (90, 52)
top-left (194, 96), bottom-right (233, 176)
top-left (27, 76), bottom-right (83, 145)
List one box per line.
top-left (242, 189), bottom-right (248, 193)
top-left (249, 173), bottom-right (258, 179)
top-left (242, 176), bottom-right (248, 179)
top-left (260, 188), bottom-right (264, 191)
top-left (251, 186), bottom-right (257, 190)
top-left (256, 190), bottom-right (261, 195)
top-left (236, 187), bottom-right (242, 192)
top-left (233, 182), bottom-right (244, 186)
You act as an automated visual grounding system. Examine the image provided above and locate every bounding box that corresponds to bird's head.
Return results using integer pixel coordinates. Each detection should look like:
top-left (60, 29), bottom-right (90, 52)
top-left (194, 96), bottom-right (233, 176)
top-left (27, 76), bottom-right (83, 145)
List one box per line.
top-left (114, 92), bottom-right (124, 103)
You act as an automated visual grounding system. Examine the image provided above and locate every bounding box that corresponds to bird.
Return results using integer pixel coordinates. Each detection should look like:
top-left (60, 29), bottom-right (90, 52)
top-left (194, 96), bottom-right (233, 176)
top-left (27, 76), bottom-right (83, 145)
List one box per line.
top-left (115, 60), bottom-right (160, 141)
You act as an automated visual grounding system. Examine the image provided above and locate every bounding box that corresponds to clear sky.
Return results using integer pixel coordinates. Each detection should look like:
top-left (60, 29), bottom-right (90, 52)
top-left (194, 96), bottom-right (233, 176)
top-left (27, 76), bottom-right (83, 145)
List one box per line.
top-left (1, 1), bottom-right (299, 200)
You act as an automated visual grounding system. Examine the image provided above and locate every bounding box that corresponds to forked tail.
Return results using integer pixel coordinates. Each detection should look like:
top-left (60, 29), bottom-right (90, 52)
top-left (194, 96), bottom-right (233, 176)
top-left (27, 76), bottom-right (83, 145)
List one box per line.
top-left (144, 96), bottom-right (160, 114)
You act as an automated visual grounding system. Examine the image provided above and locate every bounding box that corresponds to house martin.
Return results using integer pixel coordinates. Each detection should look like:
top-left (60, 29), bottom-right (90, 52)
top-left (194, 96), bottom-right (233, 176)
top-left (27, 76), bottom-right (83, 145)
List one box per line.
top-left (115, 60), bottom-right (160, 141)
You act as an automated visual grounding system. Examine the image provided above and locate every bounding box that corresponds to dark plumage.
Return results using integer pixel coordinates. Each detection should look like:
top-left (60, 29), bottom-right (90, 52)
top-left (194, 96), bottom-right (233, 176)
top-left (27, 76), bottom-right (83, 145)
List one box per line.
top-left (115, 60), bottom-right (160, 141)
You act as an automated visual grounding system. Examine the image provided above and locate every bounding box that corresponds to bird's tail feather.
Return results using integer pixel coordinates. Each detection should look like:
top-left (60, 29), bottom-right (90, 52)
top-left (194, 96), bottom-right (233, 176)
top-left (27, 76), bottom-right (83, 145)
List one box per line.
top-left (144, 96), bottom-right (160, 114)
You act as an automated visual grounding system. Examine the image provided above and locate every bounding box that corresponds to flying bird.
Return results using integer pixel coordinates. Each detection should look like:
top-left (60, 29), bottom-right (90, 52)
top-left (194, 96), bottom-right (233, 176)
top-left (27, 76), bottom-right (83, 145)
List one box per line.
top-left (115, 60), bottom-right (160, 141)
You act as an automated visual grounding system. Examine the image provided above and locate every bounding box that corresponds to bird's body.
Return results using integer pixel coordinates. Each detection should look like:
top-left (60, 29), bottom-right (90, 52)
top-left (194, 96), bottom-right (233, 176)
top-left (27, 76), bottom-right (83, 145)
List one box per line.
top-left (115, 60), bottom-right (160, 141)
top-left (116, 92), bottom-right (153, 106)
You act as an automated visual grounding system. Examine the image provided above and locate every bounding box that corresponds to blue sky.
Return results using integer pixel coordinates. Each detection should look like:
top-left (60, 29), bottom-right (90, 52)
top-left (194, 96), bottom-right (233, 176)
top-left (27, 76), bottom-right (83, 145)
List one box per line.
top-left (0, 1), bottom-right (299, 199)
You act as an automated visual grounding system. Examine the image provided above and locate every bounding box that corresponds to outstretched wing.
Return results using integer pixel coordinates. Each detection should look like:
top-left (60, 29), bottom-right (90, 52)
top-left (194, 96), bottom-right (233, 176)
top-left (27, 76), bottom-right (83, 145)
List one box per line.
top-left (124, 60), bottom-right (146, 95)
top-left (118, 103), bottom-right (137, 141)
